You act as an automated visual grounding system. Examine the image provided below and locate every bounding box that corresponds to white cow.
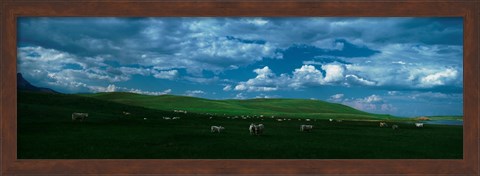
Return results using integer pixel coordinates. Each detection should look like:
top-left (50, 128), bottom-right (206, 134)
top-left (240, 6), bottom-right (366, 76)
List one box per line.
top-left (329, 119), bottom-right (333, 122)
top-left (256, 124), bottom-right (264, 135)
top-left (249, 123), bottom-right (256, 135)
top-left (172, 117), bottom-right (180, 120)
top-left (72, 113), bottom-right (88, 121)
top-left (211, 126), bottom-right (225, 133)
top-left (392, 125), bottom-right (399, 130)
top-left (300, 125), bottom-right (314, 132)
top-left (122, 111), bottom-right (131, 115)
top-left (415, 123), bottom-right (424, 128)
top-left (379, 122), bottom-right (388, 127)
top-left (249, 123), bottom-right (264, 135)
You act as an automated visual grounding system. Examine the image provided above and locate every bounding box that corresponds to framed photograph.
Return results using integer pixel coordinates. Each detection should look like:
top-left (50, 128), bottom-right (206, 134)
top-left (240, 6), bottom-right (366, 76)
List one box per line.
top-left (1, 0), bottom-right (479, 175)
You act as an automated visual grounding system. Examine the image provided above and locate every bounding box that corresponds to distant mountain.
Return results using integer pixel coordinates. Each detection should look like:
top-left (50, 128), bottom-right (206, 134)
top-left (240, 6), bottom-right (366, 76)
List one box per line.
top-left (17, 73), bottom-right (59, 94)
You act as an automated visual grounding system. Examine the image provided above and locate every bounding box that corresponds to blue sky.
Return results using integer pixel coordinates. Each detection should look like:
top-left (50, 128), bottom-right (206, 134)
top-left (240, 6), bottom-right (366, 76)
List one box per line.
top-left (17, 17), bottom-right (463, 117)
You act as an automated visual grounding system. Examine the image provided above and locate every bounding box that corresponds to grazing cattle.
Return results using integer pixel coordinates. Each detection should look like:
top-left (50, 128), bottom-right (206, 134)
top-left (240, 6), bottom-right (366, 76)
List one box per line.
top-left (415, 123), bottom-right (424, 128)
top-left (379, 122), bottom-right (388, 127)
top-left (122, 111), bottom-right (131, 115)
top-left (143, 118), bottom-right (147, 120)
top-left (249, 123), bottom-right (264, 135)
top-left (277, 119), bottom-right (283, 122)
top-left (305, 119), bottom-right (311, 122)
top-left (329, 119), bottom-right (333, 122)
top-left (172, 117), bottom-right (180, 120)
top-left (211, 126), bottom-right (225, 133)
top-left (256, 124), bottom-right (264, 135)
top-left (163, 117), bottom-right (171, 120)
top-left (249, 123), bottom-right (255, 135)
top-left (392, 125), bottom-right (399, 130)
top-left (72, 113), bottom-right (88, 121)
top-left (300, 125), bottom-right (314, 132)
top-left (174, 110), bottom-right (187, 114)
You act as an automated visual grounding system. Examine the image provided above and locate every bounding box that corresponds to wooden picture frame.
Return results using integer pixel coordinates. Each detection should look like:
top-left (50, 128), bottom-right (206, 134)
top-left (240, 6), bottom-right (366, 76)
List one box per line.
top-left (1, 0), bottom-right (478, 175)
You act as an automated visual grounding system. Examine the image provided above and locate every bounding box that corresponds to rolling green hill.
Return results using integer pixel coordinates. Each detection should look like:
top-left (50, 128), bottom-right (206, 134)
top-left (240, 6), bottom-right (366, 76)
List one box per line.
top-left (80, 92), bottom-right (394, 120)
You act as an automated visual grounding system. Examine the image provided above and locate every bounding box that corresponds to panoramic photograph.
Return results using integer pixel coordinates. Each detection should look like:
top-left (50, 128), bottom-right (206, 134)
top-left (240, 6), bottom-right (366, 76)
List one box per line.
top-left (17, 17), bottom-right (463, 159)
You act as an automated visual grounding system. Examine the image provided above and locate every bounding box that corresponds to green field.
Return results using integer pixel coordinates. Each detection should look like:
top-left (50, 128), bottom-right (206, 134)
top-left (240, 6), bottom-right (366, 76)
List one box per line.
top-left (18, 91), bottom-right (463, 159)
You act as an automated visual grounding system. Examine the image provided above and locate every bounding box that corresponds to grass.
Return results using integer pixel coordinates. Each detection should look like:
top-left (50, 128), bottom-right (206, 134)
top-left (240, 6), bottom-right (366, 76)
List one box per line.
top-left (80, 92), bottom-right (394, 120)
top-left (18, 91), bottom-right (462, 159)
top-left (425, 116), bottom-right (463, 121)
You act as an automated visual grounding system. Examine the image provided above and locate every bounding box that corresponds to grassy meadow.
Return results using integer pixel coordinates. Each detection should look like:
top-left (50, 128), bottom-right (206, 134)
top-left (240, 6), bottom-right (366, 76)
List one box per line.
top-left (18, 91), bottom-right (462, 159)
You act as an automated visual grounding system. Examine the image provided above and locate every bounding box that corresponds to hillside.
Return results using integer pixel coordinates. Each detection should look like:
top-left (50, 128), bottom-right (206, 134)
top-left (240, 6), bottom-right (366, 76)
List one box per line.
top-left (80, 92), bottom-right (393, 120)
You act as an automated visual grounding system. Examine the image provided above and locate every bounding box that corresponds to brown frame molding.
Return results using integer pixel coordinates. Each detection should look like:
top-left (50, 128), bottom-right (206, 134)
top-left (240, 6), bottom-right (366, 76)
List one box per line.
top-left (1, 0), bottom-right (479, 175)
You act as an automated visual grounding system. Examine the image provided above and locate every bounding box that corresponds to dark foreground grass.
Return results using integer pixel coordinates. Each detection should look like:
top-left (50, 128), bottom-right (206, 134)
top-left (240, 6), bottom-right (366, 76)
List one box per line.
top-left (18, 92), bottom-right (462, 159)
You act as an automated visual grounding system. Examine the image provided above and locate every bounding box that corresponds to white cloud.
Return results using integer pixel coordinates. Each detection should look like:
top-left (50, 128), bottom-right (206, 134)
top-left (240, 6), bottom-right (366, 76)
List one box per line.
top-left (329, 94), bottom-right (344, 102)
top-left (234, 66), bottom-right (279, 92)
top-left (153, 70), bottom-right (179, 80)
top-left (392, 61), bottom-right (406, 65)
top-left (185, 90), bottom-right (206, 96)
top-left (328, 94), bottom-right (396, 114)
top-left (234, 84), bottom-right (247, 91)
top-left (291, 65), bottom-right (324, 88)
top-left (223, 85), bottom-right (232, 91)
top-left (17, 46), bottom-right (163, 93)
top-left (419, 68), bottom-right (458, 88)
top-left (234, 93), bottom-right (246, 99)
top-left (321, 64), bottom-right (345, 83)
top-left (106, 84), bottom-right (116, 92)
top-left (87, 84), bottom-right (171, 96)
top-left (345, 74), bottom-right (376, 86)
top-left (387, 91), bottom-right (399, 95)
top-left (245, 18), bottom-right (269, 26)
top-left (342, 43), bottom-right (462, 90)
top-left (129, 88), bottom-right (171, 96)
top-left (364, 94), bottom-right (382, 103)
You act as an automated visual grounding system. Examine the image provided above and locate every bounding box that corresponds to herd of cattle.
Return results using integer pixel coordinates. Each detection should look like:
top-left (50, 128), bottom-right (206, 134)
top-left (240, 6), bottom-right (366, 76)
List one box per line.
top-left (71, 112), bottom-right (425, 135)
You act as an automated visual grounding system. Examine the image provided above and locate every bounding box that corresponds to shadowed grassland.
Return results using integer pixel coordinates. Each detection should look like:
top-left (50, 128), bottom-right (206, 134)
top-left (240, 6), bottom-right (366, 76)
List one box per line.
top-left (18, 91), bottom-right (462, 159)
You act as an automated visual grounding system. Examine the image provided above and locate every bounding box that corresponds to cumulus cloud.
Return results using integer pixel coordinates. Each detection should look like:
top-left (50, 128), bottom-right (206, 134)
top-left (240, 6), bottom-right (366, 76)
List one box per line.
top-left (153, 70), bottom-right (179, 80)
top-left (321, 64), bottom-right (345, 83)
top-left (185, 90), bottom-right (206, 96)
top-left (234, 63), bottom-right (372, 92)
top-left (419, 68), bottom-right (458, 88)
top-left (328, 94), bottom-right (397, 114)
top-left (234, 66), bottom-right (279, 92)
top-left (290, 65), bottom-right (324, 88)
top-left (329, 94), bottom-right (344, 102)
top-left (87, 84), bottom-right (171, 96)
